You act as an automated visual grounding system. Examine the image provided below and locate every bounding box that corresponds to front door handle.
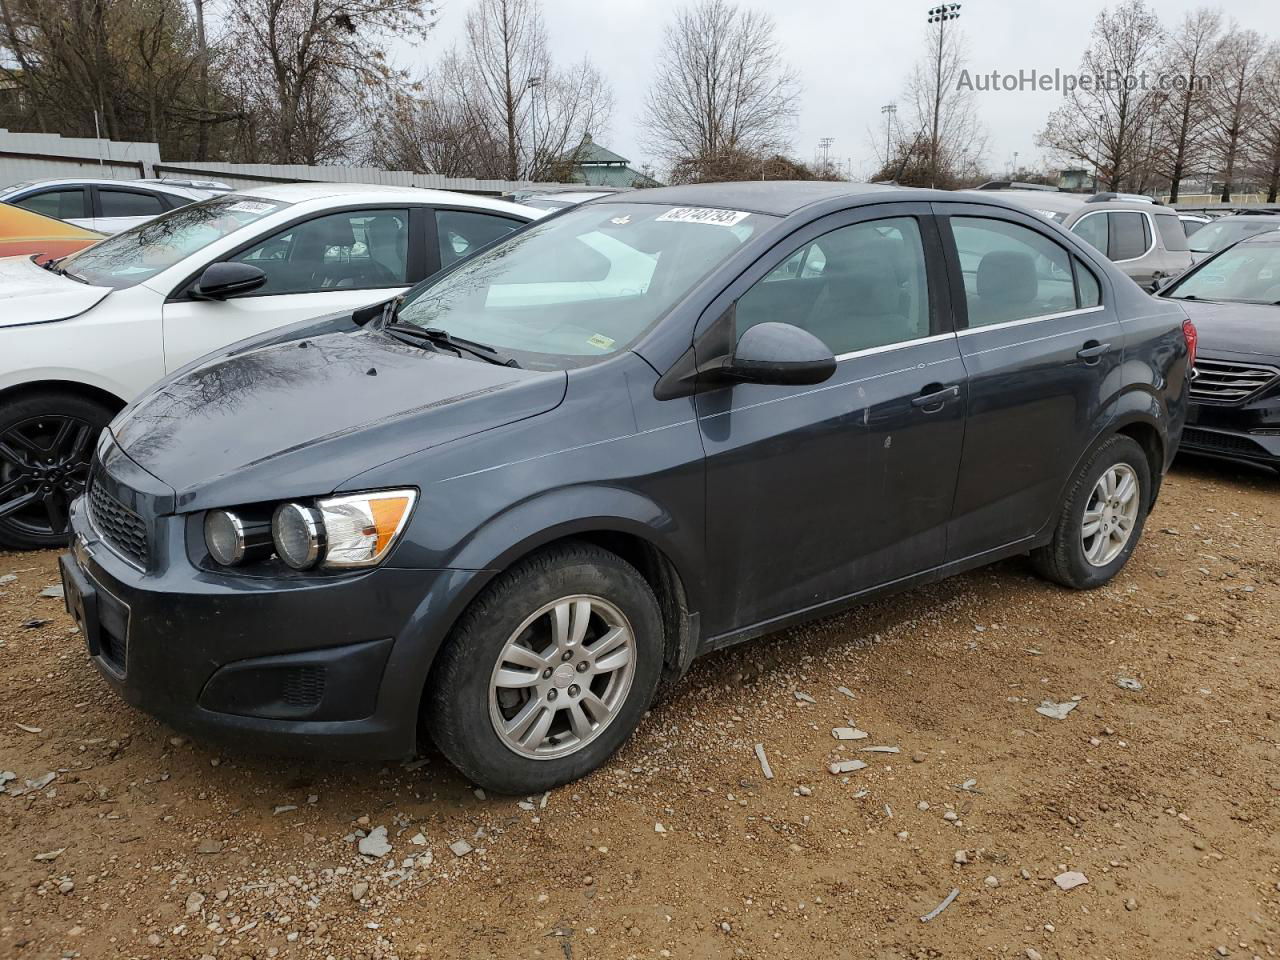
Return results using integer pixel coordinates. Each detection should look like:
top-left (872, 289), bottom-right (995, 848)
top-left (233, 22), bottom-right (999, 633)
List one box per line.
top-left (911, 384), bottom-right (961, 411)
top-left (1076, 340), bottom-right (1111, 363)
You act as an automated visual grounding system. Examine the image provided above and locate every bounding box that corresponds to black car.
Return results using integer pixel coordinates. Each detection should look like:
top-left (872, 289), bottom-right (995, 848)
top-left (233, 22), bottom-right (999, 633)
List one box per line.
top-left (1158, 231), bottom-right (1280, 470)
top-left (61, 182), bottom-right (1193, 793)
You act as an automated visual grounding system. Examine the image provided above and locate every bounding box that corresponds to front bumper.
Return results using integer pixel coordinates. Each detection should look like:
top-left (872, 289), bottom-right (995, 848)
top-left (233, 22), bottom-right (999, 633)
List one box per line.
top-left (65, 493), bottom-right (480, 760)
top-left (1181, 403), bottom-right (1280, 467)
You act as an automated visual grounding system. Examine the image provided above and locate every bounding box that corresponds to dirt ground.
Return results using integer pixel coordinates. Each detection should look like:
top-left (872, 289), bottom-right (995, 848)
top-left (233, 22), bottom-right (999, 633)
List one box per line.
top-left (1, 456), bottom-right (1278, 960)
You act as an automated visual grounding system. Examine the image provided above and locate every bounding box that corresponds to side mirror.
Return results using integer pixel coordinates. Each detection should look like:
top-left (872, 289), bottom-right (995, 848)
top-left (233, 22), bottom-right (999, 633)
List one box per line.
top-left (724, 321), bottom-right (836, 387)
top-left (192, 262), bottom-right (267, 301)
top-left (1150, 274), bottom-right (1176, 295)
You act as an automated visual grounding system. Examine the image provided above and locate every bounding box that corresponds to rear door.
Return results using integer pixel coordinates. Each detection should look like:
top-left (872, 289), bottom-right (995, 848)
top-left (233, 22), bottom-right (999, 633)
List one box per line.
top-left (935, 201), bottom-right (1124, 561)
top-left (11, 187), bottom-right (91, 228)
top-left (160, 206), bottom-right (419, 371)
top-left (92, 186), bottom-right (173, 234)
top-left (697, 203), bottom-right (967, 637)
top-left (430, 207), bottom-right (526, 273)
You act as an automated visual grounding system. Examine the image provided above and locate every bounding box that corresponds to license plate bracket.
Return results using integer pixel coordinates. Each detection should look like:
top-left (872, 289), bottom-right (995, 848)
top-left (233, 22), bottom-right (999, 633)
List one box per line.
top-left (59, 553), bottom-right (102, 657)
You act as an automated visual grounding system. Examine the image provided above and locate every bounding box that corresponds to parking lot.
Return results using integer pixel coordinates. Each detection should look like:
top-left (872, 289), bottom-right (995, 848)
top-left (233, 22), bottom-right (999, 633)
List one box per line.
top-left (0, 455), bottom-right (1274, 960)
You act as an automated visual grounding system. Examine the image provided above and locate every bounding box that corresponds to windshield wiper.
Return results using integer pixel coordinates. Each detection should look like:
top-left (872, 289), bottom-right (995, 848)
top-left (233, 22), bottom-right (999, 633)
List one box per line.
top-left (1170, 294), bottom-right (1216, 302)
top-left (385, 321), bottom-right (520, 368)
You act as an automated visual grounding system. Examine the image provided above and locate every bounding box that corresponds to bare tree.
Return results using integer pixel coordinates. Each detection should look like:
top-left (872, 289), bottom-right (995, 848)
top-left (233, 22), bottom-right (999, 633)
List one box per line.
top-left (1247, 44), bottom-right (1280, 203)
top-left (225, 0), bottom-right (434, 164)
top-left (1038, 0), bottom-right (1164, 191)
top-left (1205, 25), bottom-right (1267, 201)
top-left (1151, 8), bottom-right (1220, 201)
top-left (643, 0), bottom-right (799, 181)
top-left (904, 13), bottom-right (985, 187)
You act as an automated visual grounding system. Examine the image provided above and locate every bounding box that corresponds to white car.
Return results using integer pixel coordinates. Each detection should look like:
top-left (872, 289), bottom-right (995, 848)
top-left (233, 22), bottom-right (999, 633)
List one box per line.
top-left (0, 178), bottom-right (224, 234)
top-left (0, 182), bottom-right (539, 549)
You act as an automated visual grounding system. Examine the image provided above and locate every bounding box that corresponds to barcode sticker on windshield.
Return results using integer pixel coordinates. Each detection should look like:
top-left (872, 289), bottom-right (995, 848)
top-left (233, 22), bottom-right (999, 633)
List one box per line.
top-left (655, 207), bottom-right (751, 227)
top-left (226, 200), bottom-right (276, 214)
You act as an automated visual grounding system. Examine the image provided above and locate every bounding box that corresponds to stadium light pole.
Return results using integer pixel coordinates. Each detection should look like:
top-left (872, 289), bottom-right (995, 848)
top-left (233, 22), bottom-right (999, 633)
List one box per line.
top-left (925, 4), bottom-right (961, 188)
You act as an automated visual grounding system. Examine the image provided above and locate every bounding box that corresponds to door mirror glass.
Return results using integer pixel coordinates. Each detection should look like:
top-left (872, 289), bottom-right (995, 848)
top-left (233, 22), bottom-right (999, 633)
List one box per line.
top-left (192, 261), bottom-right (267, 300)
top-left (725, 321), bottom-right (836, 386)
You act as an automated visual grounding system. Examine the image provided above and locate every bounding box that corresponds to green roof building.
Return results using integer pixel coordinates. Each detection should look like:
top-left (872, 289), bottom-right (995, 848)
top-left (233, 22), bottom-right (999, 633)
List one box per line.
top-left (571, 135), bottom-right (661, 188)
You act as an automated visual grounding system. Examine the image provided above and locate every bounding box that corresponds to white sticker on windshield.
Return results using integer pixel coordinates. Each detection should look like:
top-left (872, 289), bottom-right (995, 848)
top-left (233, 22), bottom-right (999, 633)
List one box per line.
top-left (655, 207), bottom-right (751, 227)
top-left (226, 200), bottom-right (276, 214)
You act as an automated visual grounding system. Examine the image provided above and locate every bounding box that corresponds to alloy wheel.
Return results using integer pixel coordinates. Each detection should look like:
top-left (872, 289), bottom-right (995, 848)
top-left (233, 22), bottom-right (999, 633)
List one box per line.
top-left (488, 594), bottom-right (637, 760)
top-left (0, 415), bottom-right (95, 540)
top-left (1080, 463), bottom-right (1140, 567)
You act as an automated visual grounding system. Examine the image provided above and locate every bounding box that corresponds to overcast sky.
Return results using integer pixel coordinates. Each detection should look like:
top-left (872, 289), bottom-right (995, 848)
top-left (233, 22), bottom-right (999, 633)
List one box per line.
top-left (399, 0), bottom-right (1271, 180)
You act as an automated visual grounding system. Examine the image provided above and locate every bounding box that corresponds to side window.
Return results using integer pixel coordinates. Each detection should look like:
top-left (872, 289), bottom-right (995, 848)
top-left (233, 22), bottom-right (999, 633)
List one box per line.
top-left (15, 188), bottom-right (87, 220)
top-left (436, 210), bottom-right (521, 268)
top-left (1109, 212), bottom-right (1149, 261)
top-left (99, 189), bottom-right (167, 218)
top-left (1070, 213), bottom-right (1109, 256)
top-left (232, 209), bottom-right (409, 294)
top-left (736, 216), bottom-right (931, 355)
top-left (949, 217), bottom-right (1077, 327)
top-left (1075, 258), bottom-right (1102, 307)
top-left (1154, 213), bottom-right (1190, 253)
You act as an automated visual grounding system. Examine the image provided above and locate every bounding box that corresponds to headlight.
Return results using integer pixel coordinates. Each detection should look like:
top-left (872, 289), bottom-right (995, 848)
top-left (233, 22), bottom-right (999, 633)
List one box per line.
top-left (315, 490), bottom-right (417, 568)
top-left (204, 509), bottom-right (271, 566)
top-left (270, 489), bottom-right (415, 570)
top-left (272, 503), bottom-right (325, 570)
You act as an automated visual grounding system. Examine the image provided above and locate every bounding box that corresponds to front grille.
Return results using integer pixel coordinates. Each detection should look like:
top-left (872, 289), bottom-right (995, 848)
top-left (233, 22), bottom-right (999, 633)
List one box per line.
top-left (88, 480), bottom-right (149, 568)
top-left (1182, 427), bottom-right (1269, 456)
top-left (1190, 357), bottom-right (1280, 404)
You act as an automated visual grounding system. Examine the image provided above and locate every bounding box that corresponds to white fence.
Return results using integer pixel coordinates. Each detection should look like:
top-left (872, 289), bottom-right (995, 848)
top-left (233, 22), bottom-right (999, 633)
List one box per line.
top-left (0, 129), bottom-right (160, 185)
top-left (0, 132), bottom-right (570, 196)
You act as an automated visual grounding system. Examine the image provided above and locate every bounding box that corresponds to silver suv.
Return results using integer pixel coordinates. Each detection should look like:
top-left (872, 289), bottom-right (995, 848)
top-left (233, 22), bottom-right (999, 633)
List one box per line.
top-left (1061, 199), bottom-right (1193, 290)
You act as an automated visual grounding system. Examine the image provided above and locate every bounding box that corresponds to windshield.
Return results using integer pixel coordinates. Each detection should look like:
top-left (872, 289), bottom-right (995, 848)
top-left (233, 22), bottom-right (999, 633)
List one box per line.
top-left (392, 201), bottom-right (778, 369)
top-left (1189, 218), bottom-right (1280, 254)
top-left (58, 194), bottom-right (289, 289)
top-left (1165, 242), bottom-right (1280, 303)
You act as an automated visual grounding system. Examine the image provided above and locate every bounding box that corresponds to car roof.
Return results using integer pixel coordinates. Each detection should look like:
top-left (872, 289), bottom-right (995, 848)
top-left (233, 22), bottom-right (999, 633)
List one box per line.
top-left (612, 180), bottom-right (908, 216)
top-left (1071, 200), bottom-right (1177, 216)
top-left (234, 182), bottom-right (538, 217)
top-left (1212, 212), bottom-right (1280, 221)
top-left (1, 177), bottom-right (201, 195)
top-left (1237, 228), bottom-right (1280, 243)
top-left (966, 189), bottom-right (1086, 214)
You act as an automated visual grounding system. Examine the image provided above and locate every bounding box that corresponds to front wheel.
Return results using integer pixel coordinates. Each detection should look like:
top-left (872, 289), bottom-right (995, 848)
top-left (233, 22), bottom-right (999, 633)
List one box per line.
top-left (426, 542), bottom-right (665, 794)
top-left (1031, 434), bottom-right (1152, 590)
top-left (0, 392), bottom-right (114, 551)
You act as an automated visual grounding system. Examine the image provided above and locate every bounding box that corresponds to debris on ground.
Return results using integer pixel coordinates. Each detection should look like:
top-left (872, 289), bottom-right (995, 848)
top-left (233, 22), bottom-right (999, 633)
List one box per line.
top-left (753, 742), bottom-right (774, 780)
top-left (828, 759), bottom-right (868, 775)
top-left (1035, 700), bottom-right (1078, 720)
top-left (920, 888), bottom-right (960, 922)
top-left (449, 839), bottom-right (474, 858)
top-left (793, 691), bottom-right (816, 704)
top-left (1116, 676), bottom-right (1143, 691)
top-left (357, 826), bottom-right (392, 858)
top-left (831, 727), bottom-right (867, 740)
top-left (1054, 870), bottom-right (1090, 891)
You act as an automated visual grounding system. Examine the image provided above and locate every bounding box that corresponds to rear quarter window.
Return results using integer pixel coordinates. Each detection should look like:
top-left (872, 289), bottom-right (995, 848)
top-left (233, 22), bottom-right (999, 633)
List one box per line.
top-left (1154, 214), bottom-right (1190, 252)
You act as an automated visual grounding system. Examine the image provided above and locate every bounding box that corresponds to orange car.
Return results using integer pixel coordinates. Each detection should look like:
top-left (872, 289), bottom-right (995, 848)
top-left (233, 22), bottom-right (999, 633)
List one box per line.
top-left (0, 201), bottom-right (102, 263)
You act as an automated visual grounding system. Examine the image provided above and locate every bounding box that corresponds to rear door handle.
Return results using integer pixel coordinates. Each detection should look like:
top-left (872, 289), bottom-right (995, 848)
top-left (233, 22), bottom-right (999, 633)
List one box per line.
top-left (1076, 340), bottom-right (1111, 362)
top-left (911, 384), bottom-right (961, 410)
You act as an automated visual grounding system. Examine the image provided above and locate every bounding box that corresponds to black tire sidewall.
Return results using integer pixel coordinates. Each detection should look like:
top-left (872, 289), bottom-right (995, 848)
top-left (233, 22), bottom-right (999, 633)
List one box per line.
top-left (429, 545), bottom-right (664, 794)
top-left (1058, 437), bottom-right (1152, 589)
top-left (0, 392), bottom-right (114, 551)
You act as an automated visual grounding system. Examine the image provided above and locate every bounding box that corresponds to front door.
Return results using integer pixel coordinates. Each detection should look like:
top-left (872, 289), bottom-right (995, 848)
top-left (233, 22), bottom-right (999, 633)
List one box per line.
top-left (935, 202), bottom-right (1125, 560)
top-left (161, 207), bottom-right (414, 371)
top-left (697, 205), bottom-right (967, 639)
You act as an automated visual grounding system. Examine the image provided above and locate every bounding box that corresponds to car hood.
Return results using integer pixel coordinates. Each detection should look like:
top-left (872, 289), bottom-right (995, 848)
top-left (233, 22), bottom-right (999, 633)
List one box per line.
top-left (111, 328), bottom-right (567, 510)
top-left (0, 254), bottom-right (112, 326)
top-left (1172, 298), bottom-right (1280, 359)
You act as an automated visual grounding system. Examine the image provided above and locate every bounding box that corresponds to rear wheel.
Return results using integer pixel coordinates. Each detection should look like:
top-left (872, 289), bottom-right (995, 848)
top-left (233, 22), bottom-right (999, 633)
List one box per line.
top-left (0, 392), bottom-right (113, 551)
top-left (427, 542), bottom-right (664, 794)
top-left (1032, 434), bottom-right (1151, 590)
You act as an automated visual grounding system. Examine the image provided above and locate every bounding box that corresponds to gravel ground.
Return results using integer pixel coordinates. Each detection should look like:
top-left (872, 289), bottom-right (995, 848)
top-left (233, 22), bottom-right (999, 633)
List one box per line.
top-left (1, 457), bottom-right (1278, 960)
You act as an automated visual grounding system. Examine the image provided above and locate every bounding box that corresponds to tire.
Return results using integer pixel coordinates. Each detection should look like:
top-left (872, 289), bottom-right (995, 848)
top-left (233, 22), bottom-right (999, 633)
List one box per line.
top-left (0, 391), bottom-right (114, 551)
top-left (1031, 434), bottom-right (1152, 590)
top-left (426, 542), bottom-right (664, 794)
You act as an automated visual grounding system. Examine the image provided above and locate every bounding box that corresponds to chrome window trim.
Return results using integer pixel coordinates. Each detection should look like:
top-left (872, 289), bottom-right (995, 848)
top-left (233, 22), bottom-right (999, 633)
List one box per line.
top-left (956, 305), bottom-right (1106, 337)
top-left (1071, 209), bottom-right (1156, 264)
top-left (834, 332), bottom-right (955, 362)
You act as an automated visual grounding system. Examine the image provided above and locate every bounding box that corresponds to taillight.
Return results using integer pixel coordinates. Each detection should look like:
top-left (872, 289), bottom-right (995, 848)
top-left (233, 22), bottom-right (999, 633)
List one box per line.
top-left (1182, 318), bottom-right (1198, 371)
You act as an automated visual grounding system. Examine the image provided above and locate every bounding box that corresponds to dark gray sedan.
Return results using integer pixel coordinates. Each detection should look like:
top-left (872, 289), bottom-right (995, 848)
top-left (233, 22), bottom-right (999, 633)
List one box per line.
top-left (61, 182), bottom-right (1192, 792)
top-left (1159, 231), bottom-right (1280, 469)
